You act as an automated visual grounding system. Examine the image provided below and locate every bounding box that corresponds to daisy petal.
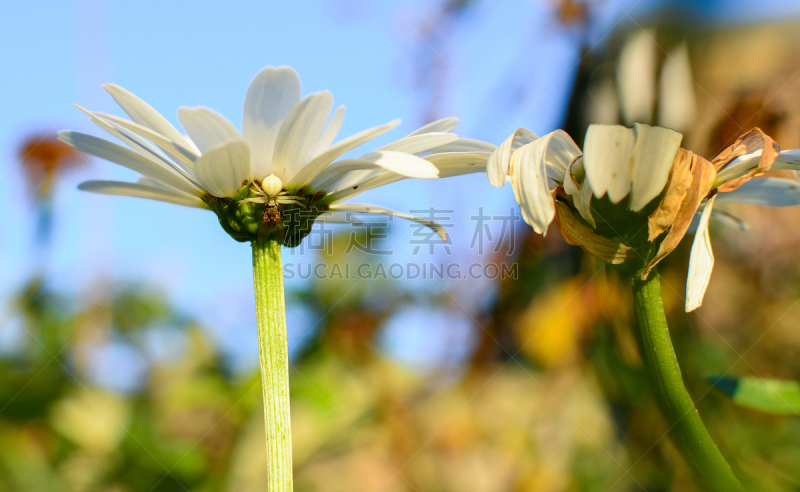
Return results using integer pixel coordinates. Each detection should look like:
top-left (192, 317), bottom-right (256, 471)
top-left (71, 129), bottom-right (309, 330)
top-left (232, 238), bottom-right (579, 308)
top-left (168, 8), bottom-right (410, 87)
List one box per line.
top-left (379, 132), bottom-right (458, 155)
top-left (716, 178), bottom-right (800, 207)
top-left (242, 66), bottom-right (302, 178)
top-left (102, 84), bottom-right (189, 146)
top-left (427, 139), bottom-right (496, 154)
top-left (329, 203), bottom-right (447, 240)
top-left (272, 91), bottom-right (334, 182)
top-left (509, 137), bottom-right (556, 235)
top-left (78, 180), bottom-right (206, 208)
top-left (194, 140), bottom-right (252, 197)
top-left (309, 105), bottom-right (346, 159)
top-left (487, 128), bottom-right (538, 186)
top-left (686, 195), bottom-right (716, 312)
top-left (583, 124), bottom-right (635, 203)
top-left (629, 123), bottom-right (683, 211)
top-left (424, 151), bottom-right (490, 176)
top-left (286, 119), bottom-right (400, 188)
top-left (359, 151), bottom-right (439, 178)
top-left (58, 131), bottom-right (200, 196)
top-left (407, 117), bottom-right (458, 136)
top-left (177, 106), bottom-right (242, 153)
top-left (94, 111), bottom-right (199, 167)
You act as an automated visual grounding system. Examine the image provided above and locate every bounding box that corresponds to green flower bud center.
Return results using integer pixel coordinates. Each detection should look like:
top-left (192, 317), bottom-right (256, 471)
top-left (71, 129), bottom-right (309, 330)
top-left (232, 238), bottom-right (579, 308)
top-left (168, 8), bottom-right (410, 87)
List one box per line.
top-left (204, 178), bottom-right (329, 246)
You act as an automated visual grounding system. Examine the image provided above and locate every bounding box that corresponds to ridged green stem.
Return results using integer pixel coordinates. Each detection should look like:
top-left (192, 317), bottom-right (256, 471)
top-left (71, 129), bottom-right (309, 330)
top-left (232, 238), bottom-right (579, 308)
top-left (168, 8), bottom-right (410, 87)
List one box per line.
top-left (252, 239), bottom-right (293, 491)
top-left (631, 270), bottom-right (742, 492)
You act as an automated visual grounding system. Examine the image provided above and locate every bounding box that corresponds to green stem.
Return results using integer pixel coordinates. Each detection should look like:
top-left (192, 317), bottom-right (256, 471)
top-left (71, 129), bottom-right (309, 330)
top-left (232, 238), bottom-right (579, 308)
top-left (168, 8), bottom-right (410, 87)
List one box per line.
top-left (252, 238), bottom-right (293, 491)
top-left (631, 270), bottom-right (742, 492)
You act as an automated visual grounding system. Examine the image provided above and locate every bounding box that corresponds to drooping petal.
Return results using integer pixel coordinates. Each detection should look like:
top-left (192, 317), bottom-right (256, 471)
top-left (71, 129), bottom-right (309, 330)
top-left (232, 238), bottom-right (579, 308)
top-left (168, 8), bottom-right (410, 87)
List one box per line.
top-left (553, 191), bottom-right (633, 264)
top-left (487, 128), bottom-right (538, 187)
top-left (711, 128), bottom-right (779, 192)
top-left (716, 178), bottom-right (800, 207)
top-left (58, 131), bottom-right (201, 196)
top-left (686, 195), bottom-right (717, 312)
top-left (102, 84), bottom-right (190, 147)
top-left (242, 66), bottom-right (302, 178)
top-left (406, 117), bottom-right (458, 136)
top-left (177, 106), bottom-right (242, 153)
top-left (629, 123), bottom-right (683, 211)
top-left (329, 203), bottom-right (447, 240)
top-left (78, 180), bottom-right (206, 208)
top-left (309, 105), bottom-right (346, 159)
top-left (194, 140), bottom-right (252, 197)
top-left (379, 132), bottom-right (458, 154)
top-left (272, 91), bottom-right (334, 182)
top-left (582, 124), bottom-right (635, 203)
top-left (641, 153), bottom-right (716, 278)
top-left (563, 157), bottom-right (595, 227)
top-left (647, 148), bottom-right (694, 241)
top-left (509, 138), bottom-right (555, 235)
top-left (286, 119), bottom-right (400, 188)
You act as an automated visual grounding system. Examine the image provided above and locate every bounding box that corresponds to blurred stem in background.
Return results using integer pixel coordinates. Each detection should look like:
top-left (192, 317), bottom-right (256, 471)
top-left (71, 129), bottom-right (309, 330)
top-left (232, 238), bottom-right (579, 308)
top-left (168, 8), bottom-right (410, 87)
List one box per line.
top-left (252, 238), bottom-right (293, 491)
top-left (631, 269), bottom-right (743, 492)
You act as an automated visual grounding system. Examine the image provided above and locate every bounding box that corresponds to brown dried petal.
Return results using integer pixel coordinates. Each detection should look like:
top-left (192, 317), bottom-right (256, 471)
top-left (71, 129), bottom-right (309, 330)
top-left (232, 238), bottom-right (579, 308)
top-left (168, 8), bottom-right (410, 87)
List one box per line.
top-left (712, 127), bottom-right (779, 193)
top-left (641, 154), bottom-right (716, 279)
top-left (553, 190), bottom-right (632, 264)
top-left (647, 148), bottom-right (694, 242)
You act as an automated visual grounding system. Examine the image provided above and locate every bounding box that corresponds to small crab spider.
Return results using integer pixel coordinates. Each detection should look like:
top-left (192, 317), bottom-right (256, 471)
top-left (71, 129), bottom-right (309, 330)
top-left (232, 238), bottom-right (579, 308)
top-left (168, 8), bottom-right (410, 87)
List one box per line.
top-left (243, 174), bottom-right (305, 229)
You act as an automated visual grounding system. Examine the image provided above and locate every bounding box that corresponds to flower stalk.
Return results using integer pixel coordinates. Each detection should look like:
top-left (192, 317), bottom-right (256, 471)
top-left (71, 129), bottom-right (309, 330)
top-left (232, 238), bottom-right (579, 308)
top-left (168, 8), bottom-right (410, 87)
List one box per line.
top-left (252, 238), bottom-right (293, 491)
top-left (631, 268), bottom-right (742, 492)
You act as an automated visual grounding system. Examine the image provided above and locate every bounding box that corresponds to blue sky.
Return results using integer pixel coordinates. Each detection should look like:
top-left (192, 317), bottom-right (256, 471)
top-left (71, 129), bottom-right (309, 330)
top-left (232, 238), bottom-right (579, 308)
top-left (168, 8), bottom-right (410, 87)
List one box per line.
top-left (2, 0), bottom-right (799, 377)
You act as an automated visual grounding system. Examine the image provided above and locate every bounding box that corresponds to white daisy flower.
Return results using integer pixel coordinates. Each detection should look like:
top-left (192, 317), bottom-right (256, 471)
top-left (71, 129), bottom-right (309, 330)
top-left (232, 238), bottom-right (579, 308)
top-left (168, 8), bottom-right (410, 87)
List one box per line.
top-left (60, 66), bottom-right (493, 244)
top-left (489, 123), bottom-right (800, 311)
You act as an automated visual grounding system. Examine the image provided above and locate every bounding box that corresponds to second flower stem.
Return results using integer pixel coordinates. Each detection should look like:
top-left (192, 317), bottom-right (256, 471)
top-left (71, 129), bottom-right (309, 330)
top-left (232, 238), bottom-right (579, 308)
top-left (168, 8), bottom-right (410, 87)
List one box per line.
top-left (252, 238), bottom-right (293, 491)
top-left (631, 270), bottom-right (742, 492)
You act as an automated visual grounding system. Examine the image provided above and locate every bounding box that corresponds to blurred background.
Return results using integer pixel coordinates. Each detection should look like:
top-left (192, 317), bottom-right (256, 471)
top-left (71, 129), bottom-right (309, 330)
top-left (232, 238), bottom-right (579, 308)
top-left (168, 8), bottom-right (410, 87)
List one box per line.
top-left (3, 0), bottom-right (800, 490)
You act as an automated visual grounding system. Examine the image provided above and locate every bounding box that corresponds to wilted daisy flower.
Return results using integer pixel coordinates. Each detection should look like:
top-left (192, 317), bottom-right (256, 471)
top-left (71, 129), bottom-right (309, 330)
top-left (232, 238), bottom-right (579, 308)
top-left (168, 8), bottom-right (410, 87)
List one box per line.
top-left (488, 123), bottom-right (798, 311)
top-left (60, 66), bottom-right (492, 245)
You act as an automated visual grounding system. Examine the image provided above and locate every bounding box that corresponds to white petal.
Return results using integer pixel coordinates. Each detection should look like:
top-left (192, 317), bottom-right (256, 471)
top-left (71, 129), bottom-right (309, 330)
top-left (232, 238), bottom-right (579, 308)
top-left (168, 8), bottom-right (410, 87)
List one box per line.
top-left (194, 140), bottom-right (252, 197)
top-left (77, 106), bottom-right (199, 185)
top-left (177, 106), bottom-right (242, 153)
top-left (94, 111), bottom-right (199, 168)
top-left (583, 124), bottom-right (635, 203)
top-left (487, 128), bottom-right (538, 187)
top-left (407, 117), bottom-right (458, 136)
top-left (329, 203), bottom-right (447, 240)
top-left (286, 119), bottom-right (400, 188)
top-left (424, 152), bottom-right (490, 176)
top-left (78, 180), bottom-right (206, 208)
top-left (629, 123), bottom-right (683, 211)
top-left (427, 138), bottom-right (496, 154)
top-left (537, 129), bottom-right (581, 175)
top-left (686, 195), bottom-right (716, 312)
top-left (58, 131), bottom-right (200, 196)
top-left (242, 66), bottom-right (302, 178)
top-left (309, 105), bottom-right (346, 159)
top-left (509, 138), bottom-right (556, 235)
top-left (379, 132), bottom-right (458, 155)
top-left (715, 178), bottom-right (800, 207)
top-left (271, 91), bottom-right (334, 182)
top-left (358, 150), bottom-right (439, 178)
top-left (102, 84), bottom-right (189, 147)
top-left (657, 43), bottom-right (696, 132)
top-left (770, 149), bottom-right (800, 170)
top-left (616, 29), bottom-right (657, 125)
